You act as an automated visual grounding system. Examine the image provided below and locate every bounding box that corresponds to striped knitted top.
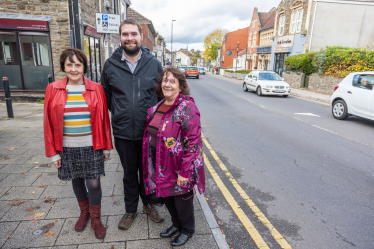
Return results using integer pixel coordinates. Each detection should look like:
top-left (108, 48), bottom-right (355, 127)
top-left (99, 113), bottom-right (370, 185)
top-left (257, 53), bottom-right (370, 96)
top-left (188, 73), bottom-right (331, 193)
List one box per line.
top-left (63, 84), bottom-right (93, 147)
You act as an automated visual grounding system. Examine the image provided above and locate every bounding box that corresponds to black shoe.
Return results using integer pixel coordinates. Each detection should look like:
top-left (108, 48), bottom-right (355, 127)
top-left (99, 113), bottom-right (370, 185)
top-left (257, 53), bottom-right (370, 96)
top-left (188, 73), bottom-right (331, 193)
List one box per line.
top-left (171, 233), bottom-right (192, 246)
top-left (160, 226), bottom-right (179, 238)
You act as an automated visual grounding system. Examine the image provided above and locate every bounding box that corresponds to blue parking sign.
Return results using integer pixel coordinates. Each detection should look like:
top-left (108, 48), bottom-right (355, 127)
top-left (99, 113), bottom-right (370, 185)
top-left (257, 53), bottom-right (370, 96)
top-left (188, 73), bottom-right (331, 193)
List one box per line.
top-left (102, 14), bottom-right (108, 21)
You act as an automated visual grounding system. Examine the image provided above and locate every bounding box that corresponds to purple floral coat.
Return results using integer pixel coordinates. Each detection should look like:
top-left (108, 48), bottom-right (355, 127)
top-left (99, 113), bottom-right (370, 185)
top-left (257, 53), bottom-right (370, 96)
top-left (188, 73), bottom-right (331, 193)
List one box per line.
top-left (142, 94), bottom-right (205, 197)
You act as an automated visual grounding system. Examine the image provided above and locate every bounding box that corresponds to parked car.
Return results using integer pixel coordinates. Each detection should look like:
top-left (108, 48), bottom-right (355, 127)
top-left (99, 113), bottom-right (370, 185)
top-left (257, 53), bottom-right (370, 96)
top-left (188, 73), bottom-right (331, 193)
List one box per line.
top-left (186, 67), bottom-right (199, 79)
top-left (243, 71), bottom-right (291, 97)
top-left (178, 66), bottom-right (187, 74)
top-left (198, 68), bottom-right (205, 75)
top-left (331, 72), bottom-right (374, 120)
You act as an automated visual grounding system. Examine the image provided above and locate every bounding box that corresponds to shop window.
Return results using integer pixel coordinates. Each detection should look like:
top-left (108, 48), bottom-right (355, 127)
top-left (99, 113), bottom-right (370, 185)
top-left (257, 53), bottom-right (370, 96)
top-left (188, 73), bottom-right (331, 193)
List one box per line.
top-left (84, 36), bottom-right (91, 80)
top-left (84, 35), bottom-right (101, 83)
top-left (0, 32), bottom-right (22, 89)
top-left (279, 15), bottom-right (285, 36)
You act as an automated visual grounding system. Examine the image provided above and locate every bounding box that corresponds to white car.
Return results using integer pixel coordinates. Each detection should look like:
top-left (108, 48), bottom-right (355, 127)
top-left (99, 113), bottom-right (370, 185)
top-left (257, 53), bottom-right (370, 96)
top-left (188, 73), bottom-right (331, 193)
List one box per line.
top-left (243, 71), bottom-right (291, 97)
top-left (331, 71), bottom-right (374, 120)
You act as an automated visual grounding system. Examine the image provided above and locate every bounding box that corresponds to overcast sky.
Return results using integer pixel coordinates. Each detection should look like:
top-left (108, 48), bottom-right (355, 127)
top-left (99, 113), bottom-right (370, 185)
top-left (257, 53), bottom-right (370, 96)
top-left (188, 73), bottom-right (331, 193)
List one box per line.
top-left (130, 0), bottom-right (280, 52)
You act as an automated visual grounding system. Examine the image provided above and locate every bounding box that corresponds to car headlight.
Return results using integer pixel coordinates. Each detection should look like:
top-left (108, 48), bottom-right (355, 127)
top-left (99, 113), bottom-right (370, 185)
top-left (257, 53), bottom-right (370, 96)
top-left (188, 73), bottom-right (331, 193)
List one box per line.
top-left (264, 85), bottom-right (271, 89)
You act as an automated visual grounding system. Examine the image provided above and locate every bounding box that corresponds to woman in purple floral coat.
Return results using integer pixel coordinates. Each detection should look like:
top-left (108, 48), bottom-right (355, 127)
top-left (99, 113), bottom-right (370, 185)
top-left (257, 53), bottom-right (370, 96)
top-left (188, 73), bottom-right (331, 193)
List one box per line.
top-left (142, 67), bottom-right (205, 246)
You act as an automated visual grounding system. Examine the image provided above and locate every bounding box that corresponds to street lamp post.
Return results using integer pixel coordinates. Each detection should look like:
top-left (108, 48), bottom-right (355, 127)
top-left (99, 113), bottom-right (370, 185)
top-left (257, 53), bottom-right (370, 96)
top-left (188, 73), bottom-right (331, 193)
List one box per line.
top-left (235, 41), bottom-right (239, 72)
top-left (171, 20), bottom-right (176, 66)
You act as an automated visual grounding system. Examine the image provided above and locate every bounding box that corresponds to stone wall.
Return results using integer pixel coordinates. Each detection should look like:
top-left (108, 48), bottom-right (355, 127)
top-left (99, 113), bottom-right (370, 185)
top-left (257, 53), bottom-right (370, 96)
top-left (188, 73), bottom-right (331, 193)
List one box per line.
top-left (0, 0), bottom-right (70, 80)
top-left (282, 71), bottom-right (305, 89)
top-left (308, 73), bottom-right (343, 95)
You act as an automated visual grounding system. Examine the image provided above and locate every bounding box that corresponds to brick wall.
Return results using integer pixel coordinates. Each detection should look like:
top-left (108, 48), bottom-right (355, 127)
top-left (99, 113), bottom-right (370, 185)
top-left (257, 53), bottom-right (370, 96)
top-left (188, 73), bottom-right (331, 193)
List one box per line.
top-left (0, 0), bottom-right (70, 80)
top-left (140, 24), bottom-right (153, 51)
top-left (221, 27), bottom-right (249, 69)
top-left (308, 73), bottom-right (342, 95)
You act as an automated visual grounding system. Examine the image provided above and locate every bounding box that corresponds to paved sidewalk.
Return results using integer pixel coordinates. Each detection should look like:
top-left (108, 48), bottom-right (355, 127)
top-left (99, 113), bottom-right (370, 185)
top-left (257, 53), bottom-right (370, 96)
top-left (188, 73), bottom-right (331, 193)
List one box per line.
top-left (207, 73), bottom-right (332, 104)
top-left (0, 103), bottom-right (226, 249)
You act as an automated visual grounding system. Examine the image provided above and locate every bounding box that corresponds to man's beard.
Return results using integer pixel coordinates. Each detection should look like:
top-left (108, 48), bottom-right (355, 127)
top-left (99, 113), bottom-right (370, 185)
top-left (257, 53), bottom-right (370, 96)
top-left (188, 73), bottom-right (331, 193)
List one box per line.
top-left (122, 41), bottom-right (141, 56)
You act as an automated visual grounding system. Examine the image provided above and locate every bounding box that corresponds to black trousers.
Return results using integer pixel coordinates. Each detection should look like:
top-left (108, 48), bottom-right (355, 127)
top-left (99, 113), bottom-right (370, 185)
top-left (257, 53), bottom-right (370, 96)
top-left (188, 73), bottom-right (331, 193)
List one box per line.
top-left (163, 191), bottom-right (195, 235)
top-left (115, 138), bottom-right (150, 213)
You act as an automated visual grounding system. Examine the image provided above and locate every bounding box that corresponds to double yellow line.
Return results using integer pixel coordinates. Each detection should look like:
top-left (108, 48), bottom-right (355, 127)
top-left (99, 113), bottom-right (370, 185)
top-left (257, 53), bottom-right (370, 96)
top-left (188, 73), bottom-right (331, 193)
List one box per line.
top-left (202, 135), bottom-right (292, 249)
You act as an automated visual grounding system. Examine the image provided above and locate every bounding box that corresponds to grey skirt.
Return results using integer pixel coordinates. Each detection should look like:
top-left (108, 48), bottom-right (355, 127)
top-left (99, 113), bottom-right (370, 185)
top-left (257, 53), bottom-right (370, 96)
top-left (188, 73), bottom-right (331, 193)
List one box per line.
top-left (58, 146), bottom-right (105, 181)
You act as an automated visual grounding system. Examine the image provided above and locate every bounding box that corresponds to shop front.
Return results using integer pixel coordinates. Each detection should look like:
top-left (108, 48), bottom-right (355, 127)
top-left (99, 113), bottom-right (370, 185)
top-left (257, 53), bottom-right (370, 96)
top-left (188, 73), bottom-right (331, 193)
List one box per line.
top-left (83, 25), bottom-right (103, 83)
top-left (0, 19), bottom-right (53, 90)
top-left (257, 47), bottom-right (272, 71)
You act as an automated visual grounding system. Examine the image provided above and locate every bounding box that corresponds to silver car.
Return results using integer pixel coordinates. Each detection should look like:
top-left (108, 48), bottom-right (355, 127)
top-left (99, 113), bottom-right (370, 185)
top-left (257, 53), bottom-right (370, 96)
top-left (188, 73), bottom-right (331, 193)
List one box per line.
top-left (179, 66), bottom-right (187, 74)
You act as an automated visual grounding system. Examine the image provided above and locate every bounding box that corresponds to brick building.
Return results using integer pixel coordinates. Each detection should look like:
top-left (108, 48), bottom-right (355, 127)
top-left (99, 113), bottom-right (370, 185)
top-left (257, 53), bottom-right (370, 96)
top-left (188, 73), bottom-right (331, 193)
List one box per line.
top-left (258, 9), bottom-right (276, 70)
top-left (0, 0), bottom-right (130, 94)
top-left (127, 7), bottom-right (156, 52)
top-left (220, 27), bottom-right (248, 69)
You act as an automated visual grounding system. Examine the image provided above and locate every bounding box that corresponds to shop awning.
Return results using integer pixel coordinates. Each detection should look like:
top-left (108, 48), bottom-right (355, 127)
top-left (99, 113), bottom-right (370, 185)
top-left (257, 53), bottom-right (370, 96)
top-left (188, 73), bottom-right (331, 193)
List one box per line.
top-left (0, 19), bottom-right (49, 31)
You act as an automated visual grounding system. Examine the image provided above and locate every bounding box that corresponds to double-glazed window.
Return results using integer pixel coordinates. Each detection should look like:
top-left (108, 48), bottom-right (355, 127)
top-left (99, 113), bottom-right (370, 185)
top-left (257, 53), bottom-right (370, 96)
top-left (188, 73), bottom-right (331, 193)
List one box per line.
top-left (291, 9), bottom-right (303, 33)
top-left (279, 15), bottom-right (285, 36)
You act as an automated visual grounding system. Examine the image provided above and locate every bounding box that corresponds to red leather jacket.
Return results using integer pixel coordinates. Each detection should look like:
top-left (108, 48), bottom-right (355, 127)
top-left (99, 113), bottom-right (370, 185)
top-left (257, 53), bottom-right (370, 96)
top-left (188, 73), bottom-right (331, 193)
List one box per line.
top-left (44, 77), bottom-right (113, 157)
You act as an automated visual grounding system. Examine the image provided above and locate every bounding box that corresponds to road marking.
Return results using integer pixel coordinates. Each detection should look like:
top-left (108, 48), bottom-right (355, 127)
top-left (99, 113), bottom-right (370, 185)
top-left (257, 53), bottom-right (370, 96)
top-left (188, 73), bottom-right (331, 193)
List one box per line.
top-left (202, 135), bottom-right (292, 249)
top-left (260, 105), bottom-right (268, 109)
top-left (203, 153), bottom-right (269, 249)
top-left (294, 113), bottom-right (320, 117)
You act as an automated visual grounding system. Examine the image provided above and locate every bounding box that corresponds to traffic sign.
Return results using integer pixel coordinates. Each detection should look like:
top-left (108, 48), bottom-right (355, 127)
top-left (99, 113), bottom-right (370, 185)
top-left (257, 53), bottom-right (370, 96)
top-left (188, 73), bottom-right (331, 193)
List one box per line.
top-left (226, 51), bottom-right (232, 56)
top-left (95, 13), bottom-right (120, 33)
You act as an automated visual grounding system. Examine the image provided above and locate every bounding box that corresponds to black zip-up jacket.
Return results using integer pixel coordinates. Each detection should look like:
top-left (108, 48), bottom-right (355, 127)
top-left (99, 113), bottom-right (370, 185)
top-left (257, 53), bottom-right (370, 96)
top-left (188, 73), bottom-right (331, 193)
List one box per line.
top-left (101, 45), bottom-right (162, 140)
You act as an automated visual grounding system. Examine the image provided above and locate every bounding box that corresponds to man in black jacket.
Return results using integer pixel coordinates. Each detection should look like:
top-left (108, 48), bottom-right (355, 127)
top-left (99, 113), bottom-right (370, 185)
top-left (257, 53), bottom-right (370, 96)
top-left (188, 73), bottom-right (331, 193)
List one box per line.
top-left (102, 19), bottom-right (164, 230)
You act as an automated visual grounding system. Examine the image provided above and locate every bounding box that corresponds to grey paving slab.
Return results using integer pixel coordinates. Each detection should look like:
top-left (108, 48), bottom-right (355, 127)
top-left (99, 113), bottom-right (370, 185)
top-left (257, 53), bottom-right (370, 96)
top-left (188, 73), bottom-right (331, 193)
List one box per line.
top-left (56, 217), bottom-right (108, 246)
top-left (148, 206), bottom-right (172, 239)
top-left (194, 210), bottom-right (211, 235)
top-left (105, 156), bottom-right (121, 164)
top-left (101, 196), bottom-right (125, 216)
top-left (77, 242), bottom-right (127, 249)
top-left (0, 186), bottom-right (45, 200)
top-left (1, 199), bottom-right (52, 221)
top-left (0, 186), bottom-right (11, 198)
top-left (100, 172), bottom-right (123, 186)
top-left (0, 153), bottom-right (32, 164)
top-left (174, 234), bottom-right (219, 249)
top-left (101, 184), bottom-right (114, 197)
top-left (2, 219), bottom-right (64, 248)
top-left (0, 173), bottom-right (39, 186)
top-left (112, 184), bottom-right (124, 195)
top-left (32, 246), bottom-right (78, 249)
top-left (0, 173), bottom-right (9, 182)
top-left (0, 147), bottom-right (30, 156)
top-left (104, 214), bottom-right (148, 242)
top-left (0, 141), bottom-right (29, 151)
top-left (0, 201), bottom-right (12, 220)
top-left (0, 164), bottom-right (35, 173)
top-left (15, 137), bottom-right (44, 145)
top-left (29, 164), bottom-right (58, 173)
top-left (104, 163), bottom-right (120, 172)
top-left (45, 198), bottom-right (80, 219)
top-left (33, 173), bottom-right (69, 186)
top-left (41, 185), bottom-right (76, 199)
top-left (127, 239), bottom-right (172, 249)
top-left (24, 154), bottom-right (51, 164)
top-left (0, 221), bottom-right (20, 248)
top-left (193, 195), bottom-right (202, 211)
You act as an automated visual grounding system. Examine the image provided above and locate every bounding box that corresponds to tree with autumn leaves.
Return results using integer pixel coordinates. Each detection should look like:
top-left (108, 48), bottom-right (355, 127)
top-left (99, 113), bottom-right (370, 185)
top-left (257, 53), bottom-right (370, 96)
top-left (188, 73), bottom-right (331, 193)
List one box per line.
top-left (203, 28), bottom-right (228, 62)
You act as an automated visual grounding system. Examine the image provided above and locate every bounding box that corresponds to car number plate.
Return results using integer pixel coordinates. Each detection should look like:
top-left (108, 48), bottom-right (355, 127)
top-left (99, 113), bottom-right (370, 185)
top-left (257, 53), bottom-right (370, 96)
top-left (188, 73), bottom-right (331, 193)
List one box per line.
top-left (189, 74), bottom-right (196, 76)
top-left (274, 90), bottom-right (284, 92)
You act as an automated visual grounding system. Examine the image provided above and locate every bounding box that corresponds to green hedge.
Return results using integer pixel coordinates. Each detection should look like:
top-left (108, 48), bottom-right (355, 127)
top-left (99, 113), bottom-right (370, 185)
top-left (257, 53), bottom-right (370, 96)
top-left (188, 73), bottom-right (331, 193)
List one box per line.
top-left (284, 52), bottom-right (317, 75)
top-left (284, 46), bottom-right (374, 77)
top-left (224, 69), bottom-right (251, 74)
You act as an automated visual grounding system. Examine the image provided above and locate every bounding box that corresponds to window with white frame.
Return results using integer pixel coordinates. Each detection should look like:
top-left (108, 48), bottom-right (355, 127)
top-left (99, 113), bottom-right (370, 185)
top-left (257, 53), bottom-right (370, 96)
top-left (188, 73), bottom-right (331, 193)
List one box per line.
top-left (290, 8), bottom-right (303, 33)
top-left (254, 32), bottom-right (257, 45)
top-left (249, 34), bottom-right (252, 45)
top-left (296, 9), bottom-right (303, 32)
top-left (279, 15), bottom-right (285, 36)
top-left (252, 21), bottom-right (255, 29)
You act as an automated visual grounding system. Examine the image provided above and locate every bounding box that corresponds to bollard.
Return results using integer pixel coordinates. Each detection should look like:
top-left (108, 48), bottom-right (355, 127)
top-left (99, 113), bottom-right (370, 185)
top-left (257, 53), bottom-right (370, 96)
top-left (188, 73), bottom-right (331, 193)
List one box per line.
top-left (48, 74), bottom-right (53, 85)
top-left (2, 77), bottom-right (14, 118)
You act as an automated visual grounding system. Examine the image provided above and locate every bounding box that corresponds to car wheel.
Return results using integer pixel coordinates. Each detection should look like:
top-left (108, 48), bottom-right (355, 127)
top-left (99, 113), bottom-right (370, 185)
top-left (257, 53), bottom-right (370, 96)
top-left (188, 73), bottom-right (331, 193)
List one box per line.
top-left (243, 83), bottom-right (248, 92)
top-left (196, 75), bottom-right (199, 79)
top-left (256, 86), bottom-right (262, 96)
top-left (282, 95), bottom-right (288, 97)
top-left (332, 100), bottom-right (348, 120)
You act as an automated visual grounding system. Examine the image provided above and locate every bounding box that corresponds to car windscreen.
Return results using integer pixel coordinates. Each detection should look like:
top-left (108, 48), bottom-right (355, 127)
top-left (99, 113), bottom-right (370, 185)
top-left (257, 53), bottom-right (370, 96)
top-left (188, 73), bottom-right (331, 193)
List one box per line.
top-left (258, 73), bottom-right (282, 81)
top-left (188, 67), bottom-right (197, 70)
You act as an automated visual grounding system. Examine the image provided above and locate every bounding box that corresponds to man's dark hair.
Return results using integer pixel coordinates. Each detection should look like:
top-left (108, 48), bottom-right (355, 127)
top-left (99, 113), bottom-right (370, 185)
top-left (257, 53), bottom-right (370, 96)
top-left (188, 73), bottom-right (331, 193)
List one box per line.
top-left (155, 67), bottom-right (191, 97)
top-left (59, 48), bottom-right (88, 74)
top-left (119, 19), bottom-right (142, 35)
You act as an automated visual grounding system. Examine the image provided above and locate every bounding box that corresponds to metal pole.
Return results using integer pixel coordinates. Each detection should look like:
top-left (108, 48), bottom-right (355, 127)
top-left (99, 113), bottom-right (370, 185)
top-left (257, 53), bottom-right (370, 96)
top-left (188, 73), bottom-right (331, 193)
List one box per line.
top-left (106, 6), bottom-right (112, 57)
top-left (171, 20), bottom-right (176, 67)
top-left (3, 77), bottom-right (14, 119)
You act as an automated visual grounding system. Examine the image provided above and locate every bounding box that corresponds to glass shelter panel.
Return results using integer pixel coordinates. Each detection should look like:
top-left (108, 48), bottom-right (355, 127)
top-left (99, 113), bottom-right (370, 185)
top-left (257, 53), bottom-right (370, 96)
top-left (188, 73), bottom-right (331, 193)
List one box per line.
top-left (19, 33), bottom-right (53, 89)
top-left (0, 31), bottom-right (22, 89)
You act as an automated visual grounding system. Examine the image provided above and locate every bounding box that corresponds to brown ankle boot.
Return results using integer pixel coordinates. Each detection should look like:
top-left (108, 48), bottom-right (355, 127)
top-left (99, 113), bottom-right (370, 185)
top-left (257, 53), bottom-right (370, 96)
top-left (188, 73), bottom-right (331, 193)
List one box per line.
top-left (89, 204), bottom-right (106, 239)
top-left (143, 204), bottom-right (164, 223)
top-left (75, 197), bottom-right (90, 232)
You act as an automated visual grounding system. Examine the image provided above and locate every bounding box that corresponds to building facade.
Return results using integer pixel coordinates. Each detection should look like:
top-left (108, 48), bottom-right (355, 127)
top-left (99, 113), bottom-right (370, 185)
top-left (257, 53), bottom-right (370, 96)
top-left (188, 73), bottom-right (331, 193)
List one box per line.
top-left (220, 27), bottom-right (248, 69)
top-left (0, 0), bottom-right (130, 92)
top-left (270, 0), bottom-right (310, 75)
top-left (258, 9), bottom-right (276, 71)
top-left (175, 50), bottom-right (191, 67)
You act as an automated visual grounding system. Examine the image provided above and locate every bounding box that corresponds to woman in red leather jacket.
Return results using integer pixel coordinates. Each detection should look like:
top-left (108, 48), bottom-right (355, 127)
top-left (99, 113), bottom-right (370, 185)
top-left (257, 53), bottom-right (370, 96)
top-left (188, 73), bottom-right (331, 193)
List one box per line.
top-left (44, 48), bottom-right (113, 239)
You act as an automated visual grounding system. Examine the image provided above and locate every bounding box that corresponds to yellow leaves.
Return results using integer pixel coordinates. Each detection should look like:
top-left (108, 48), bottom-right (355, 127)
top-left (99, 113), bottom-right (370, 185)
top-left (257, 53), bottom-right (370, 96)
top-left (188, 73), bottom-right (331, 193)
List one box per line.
top-left (31, 212), bottom-right (45, 219)
top-left (203, 28), bottom-right (228, 62)
top-left (45, 231), bottom-right (54, 237)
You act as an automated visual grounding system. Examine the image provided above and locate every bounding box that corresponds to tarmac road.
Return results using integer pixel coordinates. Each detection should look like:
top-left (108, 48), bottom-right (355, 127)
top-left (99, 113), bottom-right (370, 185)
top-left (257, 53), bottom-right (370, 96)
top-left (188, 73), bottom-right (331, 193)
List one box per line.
top-left (188, 74), bottom-right (374, 249)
